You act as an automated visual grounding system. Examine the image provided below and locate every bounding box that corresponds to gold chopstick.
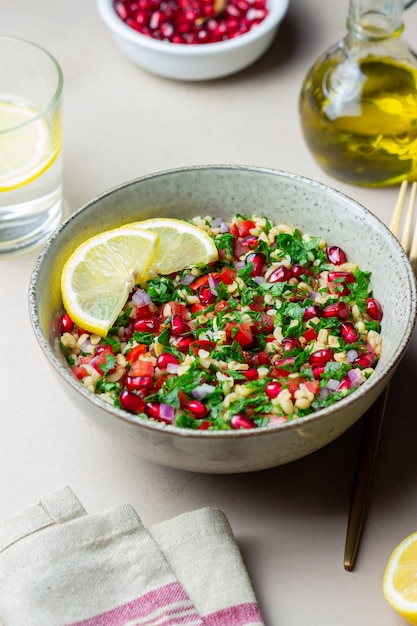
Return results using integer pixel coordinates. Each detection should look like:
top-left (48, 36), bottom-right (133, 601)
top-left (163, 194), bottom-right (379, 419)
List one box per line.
top-left (343, 383), bottom-right (390, 571)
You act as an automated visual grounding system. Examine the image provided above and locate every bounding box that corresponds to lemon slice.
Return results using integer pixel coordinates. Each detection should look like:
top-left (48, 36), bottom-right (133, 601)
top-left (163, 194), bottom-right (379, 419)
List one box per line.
top-left (129, 217), bottom-right (219, 275)
top-left (383, 530), bottom-right (417, 624)
top-left (61, 227), bottom-right (159, 336)
top-left (0, 100), bottom-right (58, 191)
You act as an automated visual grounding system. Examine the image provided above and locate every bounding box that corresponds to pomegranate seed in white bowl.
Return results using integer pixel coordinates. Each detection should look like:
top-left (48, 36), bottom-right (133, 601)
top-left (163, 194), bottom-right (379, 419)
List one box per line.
top-left (29, 165), bottom-right (417, 474)
top-left (96, 0), bottom-right (289, 80)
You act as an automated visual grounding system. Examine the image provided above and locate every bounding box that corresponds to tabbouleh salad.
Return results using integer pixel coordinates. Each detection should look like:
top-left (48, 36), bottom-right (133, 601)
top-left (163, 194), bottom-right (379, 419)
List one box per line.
top-left (58, 213), bottom-right (383, 430)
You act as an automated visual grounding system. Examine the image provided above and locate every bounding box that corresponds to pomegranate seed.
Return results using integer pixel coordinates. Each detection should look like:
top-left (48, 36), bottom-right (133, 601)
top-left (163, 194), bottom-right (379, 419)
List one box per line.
top-left (199, 286), bottom-right (216, 305)
top-left (156, 353), bottom-right (180, 369)
top-left (366, 297), bottom-right (383, 321)
top-left (303, 305), bottom-right (321, 321)
top-left (291, 265), bottom-right (313, 279)
top-left (265, 381), bottom-right (283, 398)
top-left (115, 2), bottom-right (129, 20)
top-left (198, 421), bottom-right (211, 430)
top-left (268, 265), bottom-right (291, 283)
top-left (340, 321), bottom-right (359, 344)
top-left (273, 356), bottom-right (295, 368)
top-left (337, 378), bottom-right (352, 391)
top-left (145, 402), bottom-right (161, 419)
top-left (133, 318), bottom-right (160, 333)
top-left (135, 304), bottom-right (153, 319)
top-left (125, 376), bottom-right (153, 391)
top-left (281, 337), bottom-right (301, 352)
top-left (160, 21), bottom-right (174, 36)
top-left (328, 271), bottom-right (355, 284)
top-left (230, 414), bottom-right (256, 429)
top-left (326, 246), bottom-right (347, 265)
top-left (312, 365), bottom-right (326, 379)
top-left (352, 352), bottom-right (376, 368)
top-left (134, 10), bottom-right (148, 25)
top-left (309, 348), bottom-right (335, 367)
top-left (186, 400), bottom-right (208, 418)
top-left (174, 335), bottom-right (195, 352)
top-left (322, 301), bottom-right (349, 320)
top-left (119, 390), bottom-right (145, 413)
top-left (241, 234), bottom-right (258, 248)
top-left (246, 252), bottom-right (266, 276)
top-left (170, 314), bottom-right (190, 336)
top-left (243, 368), bottom-right (259, 380)
top-left (59, 313), bottom-right (74, 333)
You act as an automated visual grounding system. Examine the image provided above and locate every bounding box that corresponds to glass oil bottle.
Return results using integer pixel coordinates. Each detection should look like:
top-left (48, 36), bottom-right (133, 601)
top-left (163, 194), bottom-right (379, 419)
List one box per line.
top-left (299, 0), bottom-right (417, 187)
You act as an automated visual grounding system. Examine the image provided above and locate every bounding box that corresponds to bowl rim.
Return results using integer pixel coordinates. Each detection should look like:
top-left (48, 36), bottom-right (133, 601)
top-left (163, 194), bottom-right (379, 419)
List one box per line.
top-left (29, 164), bottom-right (417, 440)
top-left (96, 0), bottom-right (290, 55)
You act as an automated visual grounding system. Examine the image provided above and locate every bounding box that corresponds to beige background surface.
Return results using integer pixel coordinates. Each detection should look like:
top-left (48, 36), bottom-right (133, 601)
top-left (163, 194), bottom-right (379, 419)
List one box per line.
top-left (2, 1), bottom-right (417, 624)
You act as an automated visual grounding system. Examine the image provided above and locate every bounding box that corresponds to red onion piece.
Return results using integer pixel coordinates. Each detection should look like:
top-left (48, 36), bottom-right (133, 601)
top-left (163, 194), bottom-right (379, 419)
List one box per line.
top-left (346, 349), bottom-right (358, 363)
top-left (167, 362), bottom-right (179, 374)
top-left (132, 289), bottom-right (152, 307)
top-left (180, 273), bottom-right (195, 286)
top-left (347, 369), bottom-right (363, 386)
top-left (192, 383), bottom-right (215, 399)
top-left (325, 378), bottom-right (340, 392)
top-left (212, 217), bottom-right (229, 232)
top-left (159, 403), bottom-right (175, 421)
top-left (208, 274), bottom-right (218, 295)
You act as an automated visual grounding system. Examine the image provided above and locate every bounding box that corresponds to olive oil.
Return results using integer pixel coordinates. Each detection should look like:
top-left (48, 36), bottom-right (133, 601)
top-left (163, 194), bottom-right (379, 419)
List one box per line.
top-left (300, 55), bottom-right (417, 187)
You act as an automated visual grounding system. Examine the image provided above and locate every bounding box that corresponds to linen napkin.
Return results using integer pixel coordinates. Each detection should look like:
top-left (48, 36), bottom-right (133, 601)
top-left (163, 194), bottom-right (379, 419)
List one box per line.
top-left (0, 486), bottom-right (265, 626)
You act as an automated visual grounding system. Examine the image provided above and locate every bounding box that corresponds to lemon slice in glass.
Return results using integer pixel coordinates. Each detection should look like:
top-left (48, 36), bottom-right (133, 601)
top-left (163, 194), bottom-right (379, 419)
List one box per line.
top-left (61, 227), bottom-right (159, 336)
top-left (129, 217), bottom-right (219, 275)
top-left (383, 530), bottom-right (417, 625)
top-left (0, 101), bottom-right (57, 191)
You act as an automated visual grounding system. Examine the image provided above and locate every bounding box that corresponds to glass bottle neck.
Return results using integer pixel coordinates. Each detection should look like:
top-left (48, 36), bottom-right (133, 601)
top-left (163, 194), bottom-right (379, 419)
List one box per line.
top-left (347, 0), bottom-right (405, 40)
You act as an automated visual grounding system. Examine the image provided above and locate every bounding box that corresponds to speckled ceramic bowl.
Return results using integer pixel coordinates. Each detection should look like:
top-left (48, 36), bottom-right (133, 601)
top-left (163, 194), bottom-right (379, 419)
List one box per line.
top-left (29, 165), bottom-right (417, 473)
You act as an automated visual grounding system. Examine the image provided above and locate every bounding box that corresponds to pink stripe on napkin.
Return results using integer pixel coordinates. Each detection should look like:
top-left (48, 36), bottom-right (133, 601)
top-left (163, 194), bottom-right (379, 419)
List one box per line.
top-left (204, 602), bottom-right (265, 626)
top-left (66, 581), bottom-right (203, 626)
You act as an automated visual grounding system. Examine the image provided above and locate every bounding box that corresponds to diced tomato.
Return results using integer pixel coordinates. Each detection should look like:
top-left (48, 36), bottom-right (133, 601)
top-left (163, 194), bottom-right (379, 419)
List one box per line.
top-left (248, 350), bottom-right (270, 366)
top-left (249, 298), bottom-right (264, 312)
top-left (225, 322), bottom-right (253, 347)
top-left (190, 340), bottom-right (216, 355)
top-left (129, 359), bottom-right (154, 377)
top-left (237, 220), bottom-right (256, 237)
top-left (190, 274), bottom-right (214, 291)
top-left (126, 344), bottom-right (147, 362)
top-left (190, 303), bottom-right (206, 314)
top-left (72, 365), bottom-right (89, 380)
top-left (253, 313), bottom-right (275, 335)
top-left (217, 267), bottom-right (236, 285)
top-left (271, 368), bottom-right (292, 378)
top-left (214, 300), bottom-right (229, 313)
top-left (303, 327), bottom-right (318, 342)
top-left (178, 390), bottom-right (189, 408)
top-left (91, 347), bottom-right (116, 375)
top-left (134, 304), bottom-right (154, 320)
top-left (304, 380), bottom-right (319, 395)
top-left (161, 301), bottom-right (188, 319)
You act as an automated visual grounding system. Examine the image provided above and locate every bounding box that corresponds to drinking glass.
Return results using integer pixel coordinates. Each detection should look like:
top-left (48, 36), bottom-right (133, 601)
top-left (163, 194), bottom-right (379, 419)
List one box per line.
top-left (0, 36), bottom-right (63, 257)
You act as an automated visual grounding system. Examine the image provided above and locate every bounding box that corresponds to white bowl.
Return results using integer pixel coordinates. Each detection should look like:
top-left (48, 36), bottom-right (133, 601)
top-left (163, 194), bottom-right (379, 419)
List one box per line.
top-left (29, 165), bottom-right (417, 473)
top-left (96, 0), bottom-right (289, 80)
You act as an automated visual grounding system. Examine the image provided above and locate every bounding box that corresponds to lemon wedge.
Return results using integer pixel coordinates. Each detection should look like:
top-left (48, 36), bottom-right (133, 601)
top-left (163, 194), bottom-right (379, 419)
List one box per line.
top-left (0, 100), bottom-right (58, 191)
top-left (383, 530), bottom-right (417, 624)
top-left (61, 218), bottom-right (219, 337)
top-left (61, 227), bottom-right (159, 336)
top-left (129, 217), bottom-right (218, 275)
